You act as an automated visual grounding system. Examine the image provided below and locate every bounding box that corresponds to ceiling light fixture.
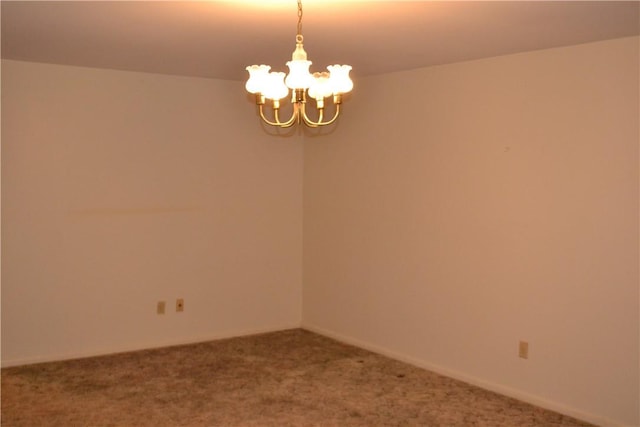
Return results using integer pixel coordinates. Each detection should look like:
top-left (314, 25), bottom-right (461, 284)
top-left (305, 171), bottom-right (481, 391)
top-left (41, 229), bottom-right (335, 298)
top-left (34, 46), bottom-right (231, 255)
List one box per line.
top-left (245, 0), bottom-right (353, 128)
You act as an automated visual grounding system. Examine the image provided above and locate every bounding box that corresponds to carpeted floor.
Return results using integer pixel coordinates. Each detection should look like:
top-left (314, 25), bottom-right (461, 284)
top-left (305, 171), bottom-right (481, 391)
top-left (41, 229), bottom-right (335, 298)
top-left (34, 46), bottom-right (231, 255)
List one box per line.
top-left (1, 329), bottom-right (596, 426)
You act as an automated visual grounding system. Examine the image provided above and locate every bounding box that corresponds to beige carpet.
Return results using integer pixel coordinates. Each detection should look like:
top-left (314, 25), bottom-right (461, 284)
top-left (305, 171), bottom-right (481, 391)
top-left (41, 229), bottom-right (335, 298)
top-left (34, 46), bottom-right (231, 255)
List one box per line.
top-left (1, 329), bottom-right (595, 426)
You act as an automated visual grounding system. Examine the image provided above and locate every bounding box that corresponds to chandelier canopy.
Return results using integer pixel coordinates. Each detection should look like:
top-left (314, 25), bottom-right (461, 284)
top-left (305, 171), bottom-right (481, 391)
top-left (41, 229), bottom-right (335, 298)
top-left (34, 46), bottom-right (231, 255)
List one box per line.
top-left (245, 0), bottom-right (353, 128)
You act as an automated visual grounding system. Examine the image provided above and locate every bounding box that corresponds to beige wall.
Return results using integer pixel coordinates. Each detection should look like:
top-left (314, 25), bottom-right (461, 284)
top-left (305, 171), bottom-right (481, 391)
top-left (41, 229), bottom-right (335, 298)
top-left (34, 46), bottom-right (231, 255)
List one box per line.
top-left (303, 37), bottom-right (639, 427)
top-left (2, 36), bottom-right (638, 427)
top-left (1, 60), bottom-right (303, 365)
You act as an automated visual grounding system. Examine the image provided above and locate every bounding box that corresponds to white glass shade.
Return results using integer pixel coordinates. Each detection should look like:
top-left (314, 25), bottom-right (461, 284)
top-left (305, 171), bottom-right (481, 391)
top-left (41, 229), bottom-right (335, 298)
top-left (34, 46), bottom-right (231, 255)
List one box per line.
top-left (285, 59), bottom-right (314, 89)
top-left (308, 72), bottom-right (332, 101)
top-left (327, 65), bottom-right (353, 94)
top-left (245, 65), bottom-right (271, 94)
top-left (263, 72), bottom-right (289, 100)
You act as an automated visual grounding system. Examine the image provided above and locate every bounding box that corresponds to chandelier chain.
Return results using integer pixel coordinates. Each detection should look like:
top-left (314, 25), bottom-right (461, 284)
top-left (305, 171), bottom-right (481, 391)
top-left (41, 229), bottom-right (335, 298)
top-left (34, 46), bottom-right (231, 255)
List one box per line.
top-left (297, 0), bottom-right (303, 37)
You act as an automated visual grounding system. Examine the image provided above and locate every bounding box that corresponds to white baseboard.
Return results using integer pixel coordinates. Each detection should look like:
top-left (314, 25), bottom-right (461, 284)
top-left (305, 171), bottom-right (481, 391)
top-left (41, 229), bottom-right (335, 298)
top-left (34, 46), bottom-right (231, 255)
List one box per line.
top-left (1, 323), bottom-right (301, 368)
top-left (302, 323), bottom-right (627, 427)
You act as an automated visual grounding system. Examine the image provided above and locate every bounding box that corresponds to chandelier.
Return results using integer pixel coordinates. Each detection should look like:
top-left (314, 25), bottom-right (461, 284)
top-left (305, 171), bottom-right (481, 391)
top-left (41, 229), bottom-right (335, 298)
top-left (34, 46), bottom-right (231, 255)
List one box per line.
top-left (245, 0), bottom-right (353, 128)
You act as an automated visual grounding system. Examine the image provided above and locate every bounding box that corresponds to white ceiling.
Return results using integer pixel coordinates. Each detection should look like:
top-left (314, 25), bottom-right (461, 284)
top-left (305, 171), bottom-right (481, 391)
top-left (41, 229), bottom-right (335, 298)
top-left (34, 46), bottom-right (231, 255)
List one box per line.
top-left (2, 1), bottom-right (639, 82)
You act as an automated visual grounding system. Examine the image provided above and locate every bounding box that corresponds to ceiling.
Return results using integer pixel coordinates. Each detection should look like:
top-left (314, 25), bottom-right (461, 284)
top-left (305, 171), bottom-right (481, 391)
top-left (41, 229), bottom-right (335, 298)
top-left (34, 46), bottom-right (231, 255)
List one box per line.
top-left (2, 1), bottom-right (639, 82)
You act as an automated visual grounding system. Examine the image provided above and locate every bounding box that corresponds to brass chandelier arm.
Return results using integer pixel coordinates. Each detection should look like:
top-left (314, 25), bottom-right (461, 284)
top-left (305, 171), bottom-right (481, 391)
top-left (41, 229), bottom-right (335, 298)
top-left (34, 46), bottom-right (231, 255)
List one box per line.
top-left (253, 92), bottom-right (345, 128)
top-left (258, 104), bottom-right (299, 128)
top-left (299, 104), bottom-right (342, 128)
top-left (299, 93), bottom-right (345, 127)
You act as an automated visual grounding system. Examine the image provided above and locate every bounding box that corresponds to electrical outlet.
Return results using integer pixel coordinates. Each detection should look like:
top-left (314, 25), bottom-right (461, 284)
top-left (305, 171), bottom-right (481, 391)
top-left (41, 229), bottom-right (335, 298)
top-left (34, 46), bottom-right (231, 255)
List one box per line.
top-left (519, 341), bottom-right (529, 359)
top-left (157, 301), bottom-right (166, 315)
top-left (176, 298), bottom-right (184, 312)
